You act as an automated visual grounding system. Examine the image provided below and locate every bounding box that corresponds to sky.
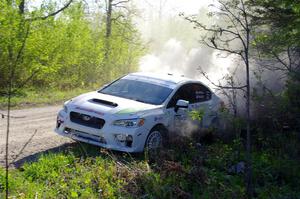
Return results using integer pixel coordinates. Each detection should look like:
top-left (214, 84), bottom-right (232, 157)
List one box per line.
top-left (134, 0), bottom-right (215, 44)
top-left (134, 0), bottom-right (213, 30)
top-left (135, 0), bottom-right (211, 15)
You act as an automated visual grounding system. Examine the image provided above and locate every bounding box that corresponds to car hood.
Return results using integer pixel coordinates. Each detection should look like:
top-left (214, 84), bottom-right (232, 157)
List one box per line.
top-left (67, 91), bottom-right (158, 117)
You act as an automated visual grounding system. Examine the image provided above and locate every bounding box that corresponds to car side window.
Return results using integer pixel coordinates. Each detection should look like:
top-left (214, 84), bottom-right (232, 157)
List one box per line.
top-left (166, 84), bottom-right (194, 108)
top-left (166, 83), bottom-right (212, 108)
top-left (191, 83), bottom-right (212, 103)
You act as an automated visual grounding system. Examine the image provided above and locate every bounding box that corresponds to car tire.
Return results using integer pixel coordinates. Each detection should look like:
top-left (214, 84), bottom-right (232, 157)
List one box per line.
top-left (211, 116), bottom-right (226, 133)
top-left (211, 117), bottom-right (220, 129)
top-left (144, 126), bottom-right (168, 152)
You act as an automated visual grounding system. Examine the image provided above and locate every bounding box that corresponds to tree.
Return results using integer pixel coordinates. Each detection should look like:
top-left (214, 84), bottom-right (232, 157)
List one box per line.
top-left (250, 0), bottom-right (300, 81)
top-left (252, 0), bottom-right (300, 80)
top-left (1, 1), bottom-right (74, 198)
top-left (102, 0), bottom-right (134, 81)
top-left (0, 0), bottom-right (143, 90)
top-left (182, 0), bottom-right (254, 197)
top-left (200, 68), bottom-right (241, 118)
top-left (250, 0), bottom-right (300, 130)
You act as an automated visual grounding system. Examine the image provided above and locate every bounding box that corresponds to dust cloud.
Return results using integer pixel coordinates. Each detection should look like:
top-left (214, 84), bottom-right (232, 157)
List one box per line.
top-left (134, 1), bottom-right (236, 89)
top-left (135, 0), bottom-right (285, 119)
top-left (138, 38), bottom-right (234, 87)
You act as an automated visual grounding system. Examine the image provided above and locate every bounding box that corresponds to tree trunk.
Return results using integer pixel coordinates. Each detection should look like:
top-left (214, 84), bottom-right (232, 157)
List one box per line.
top-left (245, 28), bottom-right (253, 198)
top-left (5, 49), bottom-right (13, 199)
top-left (19, 0), bottom-right (25, 14)
top-left (5, 80), bottom-right (11, 199)
top-left (106, 0), bottom-right (112, 39)
top-left (103, 0), bottom-right (113, 81)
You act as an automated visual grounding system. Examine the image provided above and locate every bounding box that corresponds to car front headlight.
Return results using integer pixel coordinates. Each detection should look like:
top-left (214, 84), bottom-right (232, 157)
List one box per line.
top-left (112, 118), bottom-right (145, 128)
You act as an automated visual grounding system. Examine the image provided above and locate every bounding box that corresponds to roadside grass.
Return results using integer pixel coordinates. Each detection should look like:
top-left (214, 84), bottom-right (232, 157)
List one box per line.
top-left (0, 87), bottom-right (95, 109)
top-left (1, 131), bottom-right (300, 198)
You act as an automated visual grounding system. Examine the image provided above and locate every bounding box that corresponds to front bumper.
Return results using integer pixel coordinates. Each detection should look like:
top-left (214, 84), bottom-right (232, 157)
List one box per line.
top-left (55, 110), bottom-right (148, 153)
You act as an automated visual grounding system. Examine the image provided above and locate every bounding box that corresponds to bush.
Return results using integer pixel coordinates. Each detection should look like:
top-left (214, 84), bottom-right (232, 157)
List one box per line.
top-left (1, 132), bottom-right (299, 198)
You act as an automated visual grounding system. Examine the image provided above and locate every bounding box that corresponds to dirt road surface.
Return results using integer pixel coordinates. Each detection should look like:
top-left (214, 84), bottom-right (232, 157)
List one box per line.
top-left (0, 105), bottom-right (73, 168)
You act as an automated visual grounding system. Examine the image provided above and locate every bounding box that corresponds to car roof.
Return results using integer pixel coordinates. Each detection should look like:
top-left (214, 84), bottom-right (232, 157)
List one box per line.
top-left (121, 72), bottom-right (214, 92)
top-left (127, 72), bottom-right (191, 85)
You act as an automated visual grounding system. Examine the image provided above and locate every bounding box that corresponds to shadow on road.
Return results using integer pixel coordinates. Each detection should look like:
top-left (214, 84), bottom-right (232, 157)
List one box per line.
top-left (12, 142), bottom-right (144, 168)
top-left (12, 142), bottom-right (78, 168)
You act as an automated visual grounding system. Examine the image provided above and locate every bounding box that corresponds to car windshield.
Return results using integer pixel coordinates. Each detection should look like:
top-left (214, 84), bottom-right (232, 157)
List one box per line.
top-left (98, 78), bottom-right (173, 105)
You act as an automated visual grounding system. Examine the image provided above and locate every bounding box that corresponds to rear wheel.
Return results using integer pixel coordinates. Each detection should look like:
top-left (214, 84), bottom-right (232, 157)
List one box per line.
top-left (211, 116), bottom-right (226, 133)
top-left (211, 117), bottom-right (220, 129)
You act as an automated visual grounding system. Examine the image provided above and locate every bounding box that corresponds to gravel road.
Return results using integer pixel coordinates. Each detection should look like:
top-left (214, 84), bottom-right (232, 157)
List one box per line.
top-left (0, 105), bottom-right (73, 168)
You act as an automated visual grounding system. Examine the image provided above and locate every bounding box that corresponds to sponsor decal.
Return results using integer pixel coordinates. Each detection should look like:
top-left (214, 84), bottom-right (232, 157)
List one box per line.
top-left (175, 114), bottom-right (187, 121)
top-left (154, 116), bottom-right (163, 122)
top-left (75, 106), bottom-right (104, 116)
top-left (116, 107), bottom-right (146, 114)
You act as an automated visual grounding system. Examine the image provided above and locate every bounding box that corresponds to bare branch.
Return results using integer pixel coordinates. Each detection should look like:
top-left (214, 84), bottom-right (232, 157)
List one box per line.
top-left (111, 14), bottom-right (125, 22)
top-left (184, 14), bottom-right (247, 51)
top-left (200, 39), bottom-right (243, 56)
top-left (112, 0), bottom-right (130, 6)
top-left (29, 0), bottom-right (73, 21)
top-left (185, 16), bottom-right (241, 37)
top-left (9, 130), bottom-right (37, 166)
top-left (199, 69), bottom-right (247, 91)
top-left (272, 51), bottom-right (291, 72)
top-left (218, 11), bottom-right (246, 47)
top-left (218, 35), bottom-right (241, 43)
top-left (15, 68), bottom-right (41, 91)
top-left (218, 0), bottom-right (247, 30)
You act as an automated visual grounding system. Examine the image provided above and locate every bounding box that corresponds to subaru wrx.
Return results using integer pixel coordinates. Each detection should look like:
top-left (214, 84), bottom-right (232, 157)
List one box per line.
top-left (55, 72), bottom-right (222, 152)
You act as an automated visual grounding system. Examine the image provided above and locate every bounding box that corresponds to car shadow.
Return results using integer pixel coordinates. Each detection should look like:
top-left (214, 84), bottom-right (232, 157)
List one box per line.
top-left (12, 142), bottom-right (145, 168)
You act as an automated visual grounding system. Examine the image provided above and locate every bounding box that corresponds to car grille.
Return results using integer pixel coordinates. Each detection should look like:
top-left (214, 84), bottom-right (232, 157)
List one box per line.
top-left (64, 128), bottom-right (107, 144)
top-left (70, 111), bottom-right (105, 129)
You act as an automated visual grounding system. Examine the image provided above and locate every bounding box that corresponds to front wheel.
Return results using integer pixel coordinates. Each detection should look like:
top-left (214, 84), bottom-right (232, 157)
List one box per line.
top-left (145, 128), bottom-right (163, 151)
top-left (145, 126), bottom-right (167, 151)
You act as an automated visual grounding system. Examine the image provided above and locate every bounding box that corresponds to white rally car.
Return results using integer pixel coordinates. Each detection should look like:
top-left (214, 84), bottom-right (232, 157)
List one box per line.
top-left (55, 72), bottom-right (222, 152)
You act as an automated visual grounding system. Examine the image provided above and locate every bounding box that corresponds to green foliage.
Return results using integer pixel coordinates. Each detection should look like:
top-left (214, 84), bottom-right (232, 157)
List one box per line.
top-left (189, 108), bottom-right (205, 121)
top-left (1, 132), bottom-right (299, 198)
top-left (284, 79), bottom-right (300, 129)
top-left (0, 87), bottom-right (92, 109)
top-left (251, 0), bottom-right (300, 50)
top-left (0, 1), bottom-right (144, 93)
top-left (249, 0), bottom-right (300, 132)
top-left (0, 153), bottom-right (125, 198)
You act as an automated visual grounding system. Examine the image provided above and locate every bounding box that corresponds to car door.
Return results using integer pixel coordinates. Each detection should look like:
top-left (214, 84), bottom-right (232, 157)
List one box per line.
top-left (165, 84), bottom-right (195, 134)
top-left (189, 83), bottom-right (213, 127)
top-left (165, 83), bottom-right (213, 134)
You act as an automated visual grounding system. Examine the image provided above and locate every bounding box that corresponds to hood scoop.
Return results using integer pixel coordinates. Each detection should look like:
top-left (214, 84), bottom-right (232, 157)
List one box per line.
top-left (90, 98), bottom-right (118, 107)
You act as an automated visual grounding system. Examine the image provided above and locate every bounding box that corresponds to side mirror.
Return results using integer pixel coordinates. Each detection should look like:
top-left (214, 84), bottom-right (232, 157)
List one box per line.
top-left (175, 99), bottom-right (189, 112)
